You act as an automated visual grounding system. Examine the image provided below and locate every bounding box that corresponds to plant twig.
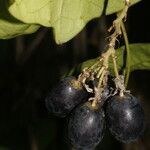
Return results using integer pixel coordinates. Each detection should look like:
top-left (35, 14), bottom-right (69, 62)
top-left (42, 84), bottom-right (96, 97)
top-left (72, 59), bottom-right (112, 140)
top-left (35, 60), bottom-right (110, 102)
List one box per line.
top-left (121, 21), bottom-right (131, 87)
top-left (79, 1), bottom-right (130, 104)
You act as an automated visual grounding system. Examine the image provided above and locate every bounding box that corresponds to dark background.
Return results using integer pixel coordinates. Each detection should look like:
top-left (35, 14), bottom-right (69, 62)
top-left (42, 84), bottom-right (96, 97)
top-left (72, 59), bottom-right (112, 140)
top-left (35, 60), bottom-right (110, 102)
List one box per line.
top-left (0, 0), bottom-right (149, 150)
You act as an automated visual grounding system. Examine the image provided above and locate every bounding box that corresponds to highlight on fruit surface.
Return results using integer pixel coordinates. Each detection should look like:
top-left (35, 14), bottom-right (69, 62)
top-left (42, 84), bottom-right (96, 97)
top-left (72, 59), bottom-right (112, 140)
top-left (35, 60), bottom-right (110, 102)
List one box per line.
top-left (106, 93), bottom-right (145, 143)
top-left (67, 101), bottom-right (105, 149)
top-left (45, 76), bottom-right (88, 117)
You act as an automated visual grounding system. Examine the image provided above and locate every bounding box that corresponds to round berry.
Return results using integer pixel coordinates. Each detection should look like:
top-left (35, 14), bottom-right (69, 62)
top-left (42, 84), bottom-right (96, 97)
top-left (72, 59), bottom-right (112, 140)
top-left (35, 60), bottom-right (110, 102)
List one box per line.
top-left (100, 87), bottom-right (110, 105)
top-left (45, 76), bottom-right (88, 117)
top-left (68, 101), bottom-right (105, 149)
top-left (106, 93), bottom-right (145, 143)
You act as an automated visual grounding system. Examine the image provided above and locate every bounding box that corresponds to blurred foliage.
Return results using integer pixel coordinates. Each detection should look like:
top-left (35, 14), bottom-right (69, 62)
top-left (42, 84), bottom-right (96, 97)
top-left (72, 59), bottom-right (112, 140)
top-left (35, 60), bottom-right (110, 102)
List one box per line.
top-left (0, 148), bottom-right (9, 150)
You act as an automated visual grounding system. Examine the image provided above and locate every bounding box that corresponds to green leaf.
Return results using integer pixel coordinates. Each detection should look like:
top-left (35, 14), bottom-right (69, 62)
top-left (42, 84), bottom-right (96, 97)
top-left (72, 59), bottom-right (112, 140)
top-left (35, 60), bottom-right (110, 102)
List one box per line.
top-left (0, 0), bottom-right (40, 39)
top-left (8, 0), bottom-right (140, 44)
top-left (67, 43), bottom-right (150, 76)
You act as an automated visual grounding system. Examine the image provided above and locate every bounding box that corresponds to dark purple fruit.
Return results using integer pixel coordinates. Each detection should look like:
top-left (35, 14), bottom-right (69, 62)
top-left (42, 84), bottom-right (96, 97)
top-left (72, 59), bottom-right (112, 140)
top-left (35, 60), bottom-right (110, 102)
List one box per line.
top-left (106, 93), bottom-right (145, 143)
top-left (45, 76), bottom-right (88, 117)
top-left (100, 87), bottom-right (110, 105)
top-left (68, 101), bottom-right (105, 149)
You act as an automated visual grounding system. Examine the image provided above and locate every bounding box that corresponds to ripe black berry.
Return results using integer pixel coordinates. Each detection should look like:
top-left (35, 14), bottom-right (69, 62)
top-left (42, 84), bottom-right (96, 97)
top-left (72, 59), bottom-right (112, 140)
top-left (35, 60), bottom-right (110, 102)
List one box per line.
top-left (100, 87), bottom-right (110, 105)
top-left (45, 76), bottom-right (88, 117)
top-left (68, 101), bottom-right (105, 149)
top-left (106, 93), bottom-right (145, 143)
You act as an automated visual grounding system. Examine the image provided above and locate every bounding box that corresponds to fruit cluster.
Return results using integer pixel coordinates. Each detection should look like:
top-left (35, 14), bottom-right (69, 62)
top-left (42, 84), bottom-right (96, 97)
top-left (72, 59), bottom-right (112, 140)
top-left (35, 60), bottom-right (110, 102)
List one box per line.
top-left (45, 76), bottom-right (145, 149)
top-left (45, 2), bottom-right (145, 149)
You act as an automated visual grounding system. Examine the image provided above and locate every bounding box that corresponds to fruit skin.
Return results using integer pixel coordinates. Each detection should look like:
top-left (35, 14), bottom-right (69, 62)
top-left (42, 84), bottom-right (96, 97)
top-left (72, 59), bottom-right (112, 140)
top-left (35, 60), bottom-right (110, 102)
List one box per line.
top-left (101, 87), bottom-right (110, 105)
top-left (45, 76), bottom-right (88, 117)
top-left (106, 93), bottom-right (145, 143)
top-left (68, 101), bottom-right (105, 149)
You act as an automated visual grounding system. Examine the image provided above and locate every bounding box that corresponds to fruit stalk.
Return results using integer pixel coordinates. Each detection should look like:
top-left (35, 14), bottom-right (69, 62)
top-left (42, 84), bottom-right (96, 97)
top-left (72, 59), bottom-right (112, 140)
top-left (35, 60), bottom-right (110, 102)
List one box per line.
top-left (77, 1), bottom-right (131, 105)
top-left (121, 21), bottom-right (131, 87)
top-left (90, 1), bottom-right (130, 103)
